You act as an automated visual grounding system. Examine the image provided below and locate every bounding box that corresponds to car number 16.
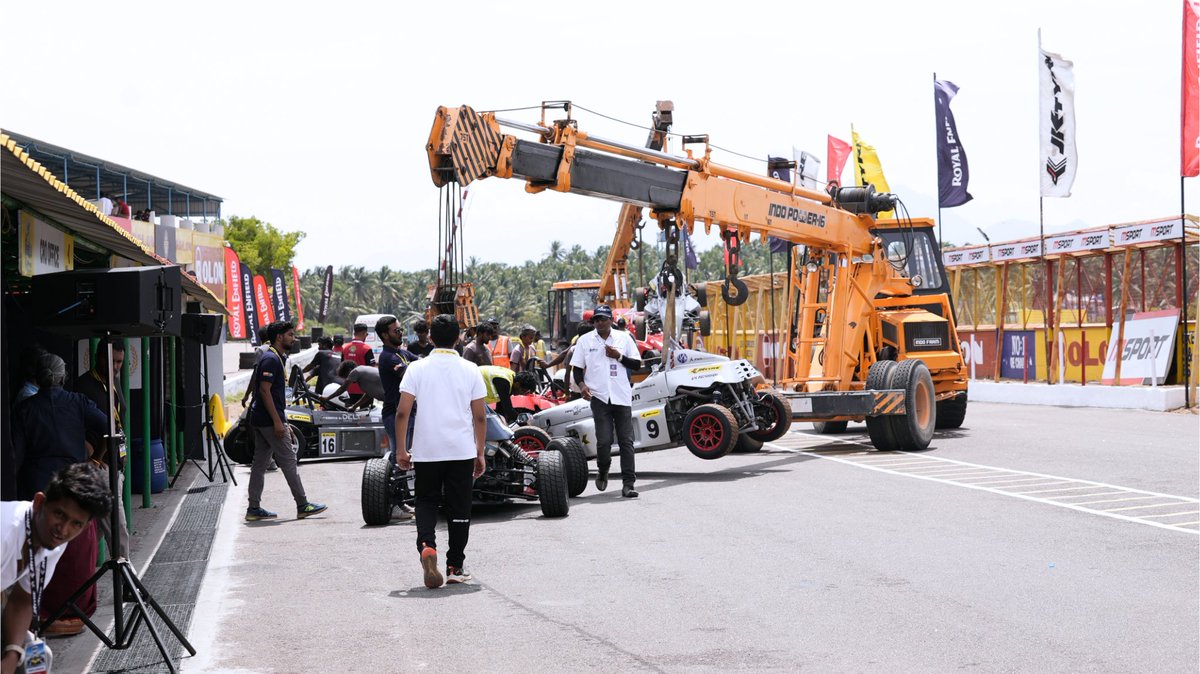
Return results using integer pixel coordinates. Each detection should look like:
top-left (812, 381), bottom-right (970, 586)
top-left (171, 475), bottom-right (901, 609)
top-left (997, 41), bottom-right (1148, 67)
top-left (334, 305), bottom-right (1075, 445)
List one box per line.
top-left (320, 432), bottom-right (337, 455)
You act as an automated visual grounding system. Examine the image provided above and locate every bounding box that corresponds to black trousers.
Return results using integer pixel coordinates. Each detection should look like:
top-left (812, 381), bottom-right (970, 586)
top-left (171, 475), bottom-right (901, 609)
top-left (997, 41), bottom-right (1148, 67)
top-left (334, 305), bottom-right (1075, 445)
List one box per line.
top-left (590, 399), bottom-right (636, 487)
top-left (414, 458), bottom-right (475, 567)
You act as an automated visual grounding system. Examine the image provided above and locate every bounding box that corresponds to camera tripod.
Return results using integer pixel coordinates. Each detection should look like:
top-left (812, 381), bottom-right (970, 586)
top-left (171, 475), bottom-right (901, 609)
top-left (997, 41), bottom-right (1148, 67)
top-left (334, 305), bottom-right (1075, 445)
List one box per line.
top-left (40, 337), bottom-right (195, 673)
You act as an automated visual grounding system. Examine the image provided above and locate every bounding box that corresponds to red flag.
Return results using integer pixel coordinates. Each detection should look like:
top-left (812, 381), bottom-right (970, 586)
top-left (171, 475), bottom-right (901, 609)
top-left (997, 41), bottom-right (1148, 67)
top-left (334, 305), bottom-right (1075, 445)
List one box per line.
top-left (224, 247), bottom-right (247, 339)
top-left (1184, 1), bottom-right (1200, 176)
top-left (827, 135), bottom-right (853, 186)
top-left (292, 266), bottom-right (306, 331)
top-left (253, 275), bottom-right (275, 325)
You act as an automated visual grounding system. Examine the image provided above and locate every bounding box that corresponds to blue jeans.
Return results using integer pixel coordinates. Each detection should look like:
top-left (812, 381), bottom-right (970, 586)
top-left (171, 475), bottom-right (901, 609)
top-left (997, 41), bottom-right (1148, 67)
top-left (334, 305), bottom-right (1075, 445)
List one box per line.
top-left (383, 413), bottom-right (415, 465)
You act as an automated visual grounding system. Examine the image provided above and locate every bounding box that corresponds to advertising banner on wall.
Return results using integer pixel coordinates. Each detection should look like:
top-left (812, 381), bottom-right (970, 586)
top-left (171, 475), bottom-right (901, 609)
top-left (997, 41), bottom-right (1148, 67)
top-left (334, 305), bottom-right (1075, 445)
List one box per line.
top-left (224, 247), bottom-right (247, 339)
top-left (175, 229), bottom-right (194, 264)
top-left (18, 211), bottom-right (74, 277)
top-left (1102, 309), bottom-right (1180, 385)
top-left (989, 240), bottom-right (1043, 262)
top-left (1112, 218), bottom-right (1186, 246)
top-left (998, 330), bottom-right (1038, 380)
top-left (192, 231), bottom-right (226, 300)
top-left (1044, 230), bottom-right (1109, 255)
top-left (130, 218), bottom-right (155, 251)
top-left (943, 245), bottom-right (990, 267)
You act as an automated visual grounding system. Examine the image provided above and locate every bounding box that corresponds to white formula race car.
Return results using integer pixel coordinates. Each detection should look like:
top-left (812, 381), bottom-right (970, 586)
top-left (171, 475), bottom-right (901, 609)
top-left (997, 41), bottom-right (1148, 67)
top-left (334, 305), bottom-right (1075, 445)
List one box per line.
top-left (526, 348), bottom-right (791, 460)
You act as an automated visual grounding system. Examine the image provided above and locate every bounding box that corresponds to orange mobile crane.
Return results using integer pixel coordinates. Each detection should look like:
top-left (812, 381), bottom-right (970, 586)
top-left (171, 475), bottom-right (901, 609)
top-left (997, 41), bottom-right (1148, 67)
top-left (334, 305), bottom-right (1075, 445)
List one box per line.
top-left (426, 102), bottom-right (968, 451)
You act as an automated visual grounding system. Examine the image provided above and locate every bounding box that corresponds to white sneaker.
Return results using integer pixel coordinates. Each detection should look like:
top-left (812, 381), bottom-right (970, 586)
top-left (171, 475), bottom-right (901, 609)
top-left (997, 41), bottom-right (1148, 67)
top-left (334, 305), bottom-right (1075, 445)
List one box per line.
top-left (445, 566), bottom-right (472, 584)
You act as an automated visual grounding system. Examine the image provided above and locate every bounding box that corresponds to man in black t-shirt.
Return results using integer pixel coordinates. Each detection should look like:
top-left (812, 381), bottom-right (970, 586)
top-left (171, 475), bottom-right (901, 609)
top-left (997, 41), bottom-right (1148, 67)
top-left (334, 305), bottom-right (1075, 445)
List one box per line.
top-left (302, 336), bottom-right (342, 392)
top-left (407, 319), bottom-right (435, 358)
top-left (246, 321), bottom-right (327, 522)
top-left (375, 316), bottom-right (418, 455)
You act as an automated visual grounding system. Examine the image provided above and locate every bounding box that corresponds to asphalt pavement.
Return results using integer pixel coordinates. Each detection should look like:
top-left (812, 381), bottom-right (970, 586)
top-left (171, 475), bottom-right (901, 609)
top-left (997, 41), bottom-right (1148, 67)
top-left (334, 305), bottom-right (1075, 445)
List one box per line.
top-left (175, 402), bottom-right (1197, 673)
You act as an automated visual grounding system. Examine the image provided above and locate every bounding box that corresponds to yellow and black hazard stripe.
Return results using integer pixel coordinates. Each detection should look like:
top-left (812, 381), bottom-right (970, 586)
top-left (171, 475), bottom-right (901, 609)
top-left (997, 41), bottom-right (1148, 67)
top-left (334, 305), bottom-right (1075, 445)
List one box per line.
top-left (871, 391), bottom-right (906, 416)
top-left (451, 106), bottom-right (503, 185)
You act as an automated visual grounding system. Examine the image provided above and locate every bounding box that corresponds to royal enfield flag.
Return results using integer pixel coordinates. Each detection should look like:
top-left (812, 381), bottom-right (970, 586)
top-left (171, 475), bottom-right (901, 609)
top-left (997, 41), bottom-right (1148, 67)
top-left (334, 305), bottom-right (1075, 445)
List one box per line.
top-left (270, 268), bottom-right (292, 323)
top-left (253, 274), bottom-right (276, 325)
top-left (1039, 45), bottom-right (1078, 197)
top-left (1183, 0), bottom-right (1200, 177)
top-left (224, 247), bottom-right (247, 339)
top-left (239, 263), bottom-right (260, 344)
top-left (292, 266), bottom-right (306, 331)
top-left (934, 79), bottom-right (974, 208)
top-left (317, 264), bottom-right (334, 322)
top-left (852, 128), bottom-right (895, 219)
top-left (827, 135), bottom-right (852, 186)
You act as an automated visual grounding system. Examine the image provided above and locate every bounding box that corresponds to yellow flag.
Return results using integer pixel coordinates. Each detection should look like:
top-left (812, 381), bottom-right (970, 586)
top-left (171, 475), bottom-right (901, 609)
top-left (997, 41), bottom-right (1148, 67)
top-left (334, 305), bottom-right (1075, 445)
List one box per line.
top-left (852, 128), bottom-right (894, 219)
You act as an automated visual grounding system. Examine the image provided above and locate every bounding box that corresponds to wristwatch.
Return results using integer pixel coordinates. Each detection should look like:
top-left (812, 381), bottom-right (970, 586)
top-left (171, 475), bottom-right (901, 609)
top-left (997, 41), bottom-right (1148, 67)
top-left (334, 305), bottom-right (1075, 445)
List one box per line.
top-left (3, 643), bottom-right (24, 664)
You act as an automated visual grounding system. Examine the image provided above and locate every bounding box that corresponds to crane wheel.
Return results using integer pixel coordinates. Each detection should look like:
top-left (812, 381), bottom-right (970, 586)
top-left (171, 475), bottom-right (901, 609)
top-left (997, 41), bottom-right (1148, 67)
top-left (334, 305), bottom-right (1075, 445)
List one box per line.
top-left (721, 277), bottom-right (749, 306)
top-left (864, 360), bottom-right (899, 451)
top-left (935, 391), bottom-right (968, 429)
top-left (888, 360), bottom-right (936, 451)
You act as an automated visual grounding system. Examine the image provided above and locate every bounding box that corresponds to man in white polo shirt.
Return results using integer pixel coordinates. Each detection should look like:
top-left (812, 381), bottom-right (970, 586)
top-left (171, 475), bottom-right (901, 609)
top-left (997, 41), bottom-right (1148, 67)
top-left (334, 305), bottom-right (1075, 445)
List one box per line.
top-left (395, 314), bottom-right (487, 589)
top-left (570, 304), bottom-right (643, 498)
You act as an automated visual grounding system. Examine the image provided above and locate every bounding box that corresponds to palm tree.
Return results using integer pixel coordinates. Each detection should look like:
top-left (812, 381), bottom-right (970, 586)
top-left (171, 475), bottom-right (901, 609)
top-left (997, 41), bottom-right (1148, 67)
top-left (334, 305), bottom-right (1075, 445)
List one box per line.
top-left (546, 240), bottom-right (564, 262)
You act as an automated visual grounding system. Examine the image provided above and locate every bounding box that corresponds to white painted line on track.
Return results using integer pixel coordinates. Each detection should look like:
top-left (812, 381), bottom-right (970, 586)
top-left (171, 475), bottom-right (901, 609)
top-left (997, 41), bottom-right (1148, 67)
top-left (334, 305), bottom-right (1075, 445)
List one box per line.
top-left (1140, 511), bottom-right (1200, 519)
top-left (768, 431), bottom-right (1199, 535)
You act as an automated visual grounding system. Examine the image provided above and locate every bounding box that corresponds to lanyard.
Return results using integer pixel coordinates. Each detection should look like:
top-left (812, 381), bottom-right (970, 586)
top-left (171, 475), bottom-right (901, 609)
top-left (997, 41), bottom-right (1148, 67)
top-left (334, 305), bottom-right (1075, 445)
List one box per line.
top-left (24, 508), bottom-right (47, 637)
top-left (90, 369), bottom-right (122, 431)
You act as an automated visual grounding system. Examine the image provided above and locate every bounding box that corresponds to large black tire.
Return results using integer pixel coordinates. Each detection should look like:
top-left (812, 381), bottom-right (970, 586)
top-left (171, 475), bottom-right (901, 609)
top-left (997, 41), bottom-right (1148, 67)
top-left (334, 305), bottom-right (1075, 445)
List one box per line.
top-left (361, 457), bottom-right (394, 525)
top-left (698, 311), bottom-right (712, 337)
top-left (747, 390), bottom-right (792, 442)
top-left (512, 426), bottom-right (552, 455)
top-left (288, 423), bottom-right (309, 458)
top-left (889, 359), bottom-right (937, 451)
top-left (691, 283), bottom-right (708, 308)
top-left (537, 451), bottom-right (570, 517)
top-left (548, 437), bottom-right (588, 497)
top-left (865, 360), bottom-right (900, 451)
top-left (936, 391), bottom-right (968, 429)
top-left (732, 434), bottom-right (764, 453)
top-left (813, 421), bottom-right (849, 434)
top-left (682, 403), bottom-right (739, 460)
top-left (223, 420), bottom-right (253, 465)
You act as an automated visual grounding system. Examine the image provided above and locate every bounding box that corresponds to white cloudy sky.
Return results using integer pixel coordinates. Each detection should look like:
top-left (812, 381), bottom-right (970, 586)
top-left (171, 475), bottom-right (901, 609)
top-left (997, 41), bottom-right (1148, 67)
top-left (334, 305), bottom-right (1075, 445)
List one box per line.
top-left (2, 0), bottom-right (1194, 272)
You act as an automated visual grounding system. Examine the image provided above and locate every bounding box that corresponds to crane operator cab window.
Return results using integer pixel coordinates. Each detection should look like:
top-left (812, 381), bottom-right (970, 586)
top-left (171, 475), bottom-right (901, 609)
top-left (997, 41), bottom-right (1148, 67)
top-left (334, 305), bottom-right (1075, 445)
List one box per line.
top-left (875, 229), bottom-right (947, 295)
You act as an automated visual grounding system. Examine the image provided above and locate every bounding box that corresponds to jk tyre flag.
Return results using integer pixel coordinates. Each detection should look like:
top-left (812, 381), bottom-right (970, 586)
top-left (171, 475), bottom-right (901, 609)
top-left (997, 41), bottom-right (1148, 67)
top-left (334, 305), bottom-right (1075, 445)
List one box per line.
top-left (1039, 45), bottom-right (1078, 197)
top-left (934, 79), bottom-right (973, 208)
top-left (852, 129), bottom-right (895, 219)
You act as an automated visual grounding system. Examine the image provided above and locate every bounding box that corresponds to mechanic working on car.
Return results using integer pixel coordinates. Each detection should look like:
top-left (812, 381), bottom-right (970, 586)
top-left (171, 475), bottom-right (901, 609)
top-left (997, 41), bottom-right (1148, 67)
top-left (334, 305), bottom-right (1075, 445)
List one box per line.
top-left (395, 314), bottom-right (487, 589)
top-left (2, 463), bottom-right (111, 674)
top-left (323, 361), bottom-right (387, 411)
top-left (571, 304), bottom-right (642, 498)
top-left (509, 325), bottom-right (543, 373)
top-left (302, 336), bottom-right (342, 393)
top-left (478, 365), bottom-right (535, 425)
top-left (341, 323), bottom-right (377, 407)
top-left (245, 321), bottom-right (328, 522)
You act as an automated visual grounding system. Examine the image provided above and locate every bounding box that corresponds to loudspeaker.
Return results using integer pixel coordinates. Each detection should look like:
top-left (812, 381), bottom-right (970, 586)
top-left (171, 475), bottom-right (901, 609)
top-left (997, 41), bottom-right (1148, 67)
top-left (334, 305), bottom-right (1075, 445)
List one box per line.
top-left (182, 313), bottom-right (223, 346)
top-left (32, 266), bottom-right (182, 337)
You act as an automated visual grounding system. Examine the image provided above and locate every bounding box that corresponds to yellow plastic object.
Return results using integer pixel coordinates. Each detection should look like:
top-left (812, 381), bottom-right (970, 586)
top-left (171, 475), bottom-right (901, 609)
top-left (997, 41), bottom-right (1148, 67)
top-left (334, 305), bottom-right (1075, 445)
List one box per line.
top-left (208, 394), bottom-right (231, 438)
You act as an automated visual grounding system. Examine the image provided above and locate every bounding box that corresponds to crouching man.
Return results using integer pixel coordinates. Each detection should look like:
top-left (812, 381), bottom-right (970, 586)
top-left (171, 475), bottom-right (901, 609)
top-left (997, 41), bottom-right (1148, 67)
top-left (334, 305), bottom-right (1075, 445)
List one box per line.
top-left (2, 463), bottom-right (111, 674)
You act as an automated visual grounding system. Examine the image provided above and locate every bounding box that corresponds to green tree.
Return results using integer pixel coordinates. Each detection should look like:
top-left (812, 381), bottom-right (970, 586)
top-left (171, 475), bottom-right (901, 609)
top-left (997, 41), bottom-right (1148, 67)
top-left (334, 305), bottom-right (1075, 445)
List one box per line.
top-left (225, 215), bottom-right (305, 277)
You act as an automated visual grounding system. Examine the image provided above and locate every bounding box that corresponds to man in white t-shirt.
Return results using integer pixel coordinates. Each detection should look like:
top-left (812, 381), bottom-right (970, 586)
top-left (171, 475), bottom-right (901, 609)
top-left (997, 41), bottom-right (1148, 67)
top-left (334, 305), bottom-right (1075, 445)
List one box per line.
top-left (2, 463), bottom-right (111, 674)
top-left (570, 304), bottom-right (643, 498)
top-left (395, 314), bottom-right (486, 590)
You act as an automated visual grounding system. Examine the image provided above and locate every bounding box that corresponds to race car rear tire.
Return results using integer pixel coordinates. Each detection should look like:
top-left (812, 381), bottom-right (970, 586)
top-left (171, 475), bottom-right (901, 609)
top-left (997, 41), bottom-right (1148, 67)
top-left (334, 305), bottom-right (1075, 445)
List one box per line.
top-left (537, 451), bottom-right (570, 518)
top-left (865, 360), bottom-right (900, 452)
top-left (935, 391), bottom-right (968, 429)
top-left (548, 437), bottom-right (588, 497)
top-left (888, 359), bottom-right (936, 451)
top-left (512, 426), bottom-right (552, 456)
top-left (732, 434), bottom-right (763, 453)
top-left (223, 420), bottom-right (253, 465)
top-left (361, 457), bottom-right (394, 526)
top-left (747, 391), bottom-right (792, 442)
top-left (683, 403), bottom-right (739, 460)
top-left (812, 421), bottom-right (849, 434)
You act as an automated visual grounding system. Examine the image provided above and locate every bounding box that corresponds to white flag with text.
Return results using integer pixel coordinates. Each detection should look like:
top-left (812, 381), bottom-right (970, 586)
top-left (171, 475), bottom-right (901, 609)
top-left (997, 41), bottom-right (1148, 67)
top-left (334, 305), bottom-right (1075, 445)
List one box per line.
top-left (1039, 47), bottom-right (1077, 197)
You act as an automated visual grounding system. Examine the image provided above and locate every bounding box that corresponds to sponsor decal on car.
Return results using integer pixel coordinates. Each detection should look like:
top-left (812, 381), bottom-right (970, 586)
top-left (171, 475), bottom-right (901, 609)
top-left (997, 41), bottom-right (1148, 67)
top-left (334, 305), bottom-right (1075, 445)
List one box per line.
top-left (688, 365), bottom-right (721, 374)
top-left (640, 409), bottom-right (662, 418)
top-left (286, 412), bottom-right (313, 422)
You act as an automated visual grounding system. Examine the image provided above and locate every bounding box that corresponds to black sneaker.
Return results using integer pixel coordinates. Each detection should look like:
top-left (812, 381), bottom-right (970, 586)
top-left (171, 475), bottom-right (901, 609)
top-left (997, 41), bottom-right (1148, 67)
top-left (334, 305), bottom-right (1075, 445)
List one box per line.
top-left (595, 467), bottom-right (609, 492)
top-left (446, 565), bottom-right (472, 584)
top-left (297, 502), bottom-right (328, 518)
top-left (245, 506), bottom-right (278, 521)
top-left (622, 485), bottom-right (639, 498)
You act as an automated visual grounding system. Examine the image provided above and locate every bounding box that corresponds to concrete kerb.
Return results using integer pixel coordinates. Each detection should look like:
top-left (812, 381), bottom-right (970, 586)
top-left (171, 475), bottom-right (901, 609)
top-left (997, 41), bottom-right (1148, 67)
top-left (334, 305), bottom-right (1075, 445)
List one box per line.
top-left (967, 380), bottom-right (1189, 411)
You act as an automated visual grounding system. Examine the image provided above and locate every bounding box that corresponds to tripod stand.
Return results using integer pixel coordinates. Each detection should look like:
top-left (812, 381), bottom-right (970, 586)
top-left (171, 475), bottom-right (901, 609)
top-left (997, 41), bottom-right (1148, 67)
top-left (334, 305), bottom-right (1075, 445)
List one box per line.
top-left (40, 337), bottom-right (196, 673)
top-left (170, 339), bottom-right (236, 486)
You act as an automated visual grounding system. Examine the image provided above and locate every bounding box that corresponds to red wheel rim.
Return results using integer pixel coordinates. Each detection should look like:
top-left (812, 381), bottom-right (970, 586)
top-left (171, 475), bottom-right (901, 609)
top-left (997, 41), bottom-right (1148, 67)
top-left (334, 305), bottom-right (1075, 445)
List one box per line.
top-left (689, 413), bottom-right (726, 451)
top-left (515, 435), bottom-right (545, 455)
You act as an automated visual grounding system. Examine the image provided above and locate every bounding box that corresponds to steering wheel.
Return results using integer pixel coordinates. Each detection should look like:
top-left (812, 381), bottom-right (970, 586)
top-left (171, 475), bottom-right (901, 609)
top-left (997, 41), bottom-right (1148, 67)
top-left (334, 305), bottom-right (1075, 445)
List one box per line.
top-left (530, 364), bottom-right (570, 399)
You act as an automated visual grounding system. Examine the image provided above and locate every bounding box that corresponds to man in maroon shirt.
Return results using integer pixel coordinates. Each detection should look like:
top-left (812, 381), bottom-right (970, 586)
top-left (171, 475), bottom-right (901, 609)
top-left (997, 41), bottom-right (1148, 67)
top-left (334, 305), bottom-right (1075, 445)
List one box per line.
top-left (341, 323), bottom-right (376, 406)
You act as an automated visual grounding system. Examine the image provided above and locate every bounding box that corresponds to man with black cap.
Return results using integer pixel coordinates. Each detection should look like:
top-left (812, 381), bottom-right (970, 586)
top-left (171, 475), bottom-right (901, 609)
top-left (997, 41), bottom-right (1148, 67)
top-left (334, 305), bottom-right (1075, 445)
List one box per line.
top-left (570, 305), bottom-right (642, 498)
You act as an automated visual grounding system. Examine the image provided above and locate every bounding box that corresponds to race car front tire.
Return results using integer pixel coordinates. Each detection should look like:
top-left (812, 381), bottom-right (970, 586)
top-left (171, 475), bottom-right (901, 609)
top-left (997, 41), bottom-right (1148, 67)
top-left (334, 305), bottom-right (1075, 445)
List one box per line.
top-left (537, 451), bottom-right (570, 518)
top-left (512, 426), bottom-right (552, 456)
top-left (683, 403), bottom-right (739, 460)
top-left (548, 437), bottom-right (588, 497)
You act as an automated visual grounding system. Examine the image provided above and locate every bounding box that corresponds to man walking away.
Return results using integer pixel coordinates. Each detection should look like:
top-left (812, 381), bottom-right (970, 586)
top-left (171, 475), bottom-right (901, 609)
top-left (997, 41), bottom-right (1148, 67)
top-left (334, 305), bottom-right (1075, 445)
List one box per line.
top-left (395, 314), bottom-right (486, 589)
top-left (245, 321), bottom-right (327, 522)
top-left (571, 305), bottom-right (642, 498)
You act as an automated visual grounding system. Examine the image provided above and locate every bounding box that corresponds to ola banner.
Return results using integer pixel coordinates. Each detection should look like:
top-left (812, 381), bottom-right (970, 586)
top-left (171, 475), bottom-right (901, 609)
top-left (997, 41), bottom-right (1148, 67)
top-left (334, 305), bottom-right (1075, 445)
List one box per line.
top-left (292, 267), bottom-right (306, 331)
top-left (224, 247), bottom-right (247, 339)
